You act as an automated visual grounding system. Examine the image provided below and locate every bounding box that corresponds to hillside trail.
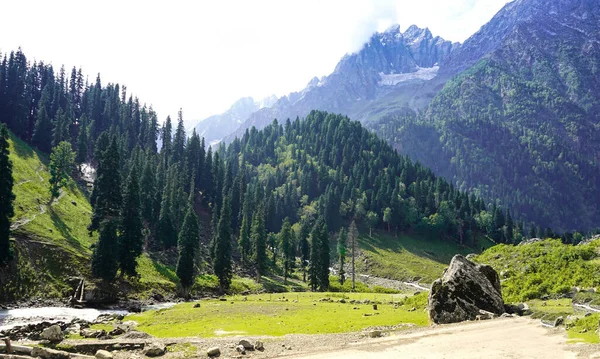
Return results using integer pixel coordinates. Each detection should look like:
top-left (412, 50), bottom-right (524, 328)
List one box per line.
top-left (10, 163), bottom-right (66, 231)
top-left (286, 317), bottom-right (599, 359)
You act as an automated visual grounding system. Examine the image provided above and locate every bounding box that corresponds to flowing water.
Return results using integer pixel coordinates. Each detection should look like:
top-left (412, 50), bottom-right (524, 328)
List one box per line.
top-left (0, 303), bottom-right (175, 331)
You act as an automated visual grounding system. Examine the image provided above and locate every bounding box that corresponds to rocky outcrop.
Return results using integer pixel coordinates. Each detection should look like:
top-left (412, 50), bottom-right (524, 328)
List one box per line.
top-left (428, 255), bottom-right (504, 324)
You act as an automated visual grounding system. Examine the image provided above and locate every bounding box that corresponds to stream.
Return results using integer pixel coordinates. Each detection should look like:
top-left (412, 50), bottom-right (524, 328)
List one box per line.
top-left (0, 303), bottom-right (175, 331)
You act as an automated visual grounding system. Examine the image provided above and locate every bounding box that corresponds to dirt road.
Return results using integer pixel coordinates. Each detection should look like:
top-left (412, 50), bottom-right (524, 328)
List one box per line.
top-left (286, 317), bottom-right (599, 359)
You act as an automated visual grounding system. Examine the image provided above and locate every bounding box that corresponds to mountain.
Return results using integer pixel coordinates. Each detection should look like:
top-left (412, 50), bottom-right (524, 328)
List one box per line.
top-left (371, 0), bottom-right (600, 232)
top-left (199, 25), bottom-right (458, 143)
top-left (194, 95), bottom-right (277, 146)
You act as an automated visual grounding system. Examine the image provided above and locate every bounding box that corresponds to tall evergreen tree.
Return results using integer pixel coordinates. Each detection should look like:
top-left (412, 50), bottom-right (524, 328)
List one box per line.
top-left (172, 109), bottom-right (186, 164)
top-left (299, 221), bottom-right (310, 282)
top-left (337, 227), bottom-right (347, 285)
top-left (89, 136), bottom-right (121, 232)
top-left (0, 124), bottom-right (15, 265)
top-left (176, 204), bottom-right (200, 295)
top-left (280, 217), bottom-right (293, 283)
top-left (118, 166), bottom-right (144, 276)
top-left (91, 219), bottom-right (118, 280)
top-left (213, 194), bottom-right (233, 293)
top-left (251, 205), bottom-right (267, 281)
top-left (238, 209), bottom-right (251, 264)
top-left (348, 220), bottom-right (358, 290)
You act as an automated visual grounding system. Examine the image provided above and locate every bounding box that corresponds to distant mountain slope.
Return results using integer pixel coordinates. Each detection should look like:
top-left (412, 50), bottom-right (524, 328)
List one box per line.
top-left (194, 95), bottom-right (277, 146)
top-left (371, 0), bottom-right (600, 231)
top-left (206, 25), bottom-right (458, 143)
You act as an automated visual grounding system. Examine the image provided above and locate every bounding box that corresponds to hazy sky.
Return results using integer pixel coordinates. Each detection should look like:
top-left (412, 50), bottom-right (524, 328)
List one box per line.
top-left (1, 0), bottom-right (512, 126)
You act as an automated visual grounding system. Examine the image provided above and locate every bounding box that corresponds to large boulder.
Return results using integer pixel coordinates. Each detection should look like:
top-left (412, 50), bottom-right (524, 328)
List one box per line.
top-left (40, 324), bottom-right (64, 343)
top-left (428, 254), bottom-right (504, 324)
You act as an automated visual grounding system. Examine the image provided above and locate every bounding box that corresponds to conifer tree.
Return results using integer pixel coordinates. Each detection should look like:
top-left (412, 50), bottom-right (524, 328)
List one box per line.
top-left (140, 158), bottom-right (156, 225)
top-left (238, 209), bottom-right (251, 264)
top-left (32, 86), bottom-right (53, 153)
top-left (91, 219), bottom-right (118, 280)
top-left (348, 220), bottom-right (358, 290)
top-left (251, 205), bottom-right (267, 281)
top-left (75, 115), bottom-right (89, 164)
top-left (0, 124), bottom-right (15, 265)
top-left (89, 136), bottom-right (121, 232)
top-left (172, 109), bottom-right (186, 164)
top-left (280, 217), bottom-right (293, 283)
top-left (299, 221), bottom-right (310, 282)
top-left (337, 227), bottom-right (347, 285)
top-left (118, 166), bottom-right (144, 276)
top-left (48, 141), bottom-right (75, 202)
top-left (52, 108), bottom-right (70, 148)
top-left (213, 194), bottom-right (233, 293)
top-left (176, 204), bottom-right (200, 295)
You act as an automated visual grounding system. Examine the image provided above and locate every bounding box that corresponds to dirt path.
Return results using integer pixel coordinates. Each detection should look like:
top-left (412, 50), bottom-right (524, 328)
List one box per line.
top-left (284, 317), bottom-right (599, 359)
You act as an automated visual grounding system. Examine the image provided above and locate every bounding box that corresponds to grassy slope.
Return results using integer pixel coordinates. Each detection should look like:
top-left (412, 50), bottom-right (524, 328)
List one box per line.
top-left (357, 230), bottom-right (494, 284)
top-left (474, 239), bottom-right (600, 302)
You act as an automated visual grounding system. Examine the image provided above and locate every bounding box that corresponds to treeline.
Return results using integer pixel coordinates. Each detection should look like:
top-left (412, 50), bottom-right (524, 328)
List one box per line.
top-left (0, 48), bottom-right (542, 294)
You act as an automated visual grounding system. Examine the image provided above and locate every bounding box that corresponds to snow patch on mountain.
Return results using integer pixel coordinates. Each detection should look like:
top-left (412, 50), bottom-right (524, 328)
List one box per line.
top-left (378, 66), bottom-right (440, 86)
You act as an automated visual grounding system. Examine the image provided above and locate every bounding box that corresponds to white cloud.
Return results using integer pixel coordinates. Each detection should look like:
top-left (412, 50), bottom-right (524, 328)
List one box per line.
top-left (0, 0), bottom-right (512, 125)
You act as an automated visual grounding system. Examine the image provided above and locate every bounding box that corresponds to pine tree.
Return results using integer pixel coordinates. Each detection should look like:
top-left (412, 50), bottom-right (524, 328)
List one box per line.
top-left (318, 219), bottom-right (330, 291)
top-left (299, 221), bottom-right (310, 282)
top-left (48, 141), bottom-right (75, 202)
top-left (176, 204), bottom-right (200, 295)
top-left (251, 205), bottom-right (267, 281)
top-left (91, 219), bottom-right (118, 280)
top-left (238, 210), bottom-right (251, 265)
top-left (75, 115), bottom-right (89, 164)
top-left (0, 124), bottom-right (15, 265)
top-left (213, 194), bottom-right (233, 293)
top-left (172, 109), bottom-right (186, 164)
top-left (309, 223), bottom-right (320, 291)
top-left (31, 85), bottom-right (53, 153)
top-left (52, 108), bottom-right (70, 148)
top-left (348, 220), bottom-right (358, 290)
top-left (118, 166), bottom-right (144, 276)
top-left (139, 157), bottom-right (156, 225)
top-left (89, 136), bottom-right (121, 232)
top-left (337, 227), bottom-right (347, 285)
top-left (280, 217), bottom-right (293, 283)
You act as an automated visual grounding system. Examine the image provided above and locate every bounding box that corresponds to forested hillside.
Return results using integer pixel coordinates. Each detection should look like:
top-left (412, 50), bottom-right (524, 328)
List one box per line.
top-left (0, 47), bottom-right (533, 299)
top-left (371, 0), bottom-right (600, 232)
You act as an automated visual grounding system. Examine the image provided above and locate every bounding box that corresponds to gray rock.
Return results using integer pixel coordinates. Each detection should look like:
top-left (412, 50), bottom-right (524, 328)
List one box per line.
top-left (238, 339), bottom-right (254, 350)
top-left (95, 350), bottom-right (114, 359)
top-left (81, 328), bottom-right (106, 339)
top-left (121, 330), bottom-right (153, 339)
top-left (254, 340), bottom-right (264, 351)
top-left (428, 254), bottom-right (505, 324)
top-left (367, 330), bottom-right (382, 338)
top-left (40, 324), bottom-right (64, 343)
top-left (236, 345), bottom-right (246, 354)
top-left (553, 316), bottom-right (564, 327)
top-left (31, 347), bottom-right (70, 359)
top-left (143, 342), bottom-right (166, 357)
top-left (207, 346), bottom-right (220, 356)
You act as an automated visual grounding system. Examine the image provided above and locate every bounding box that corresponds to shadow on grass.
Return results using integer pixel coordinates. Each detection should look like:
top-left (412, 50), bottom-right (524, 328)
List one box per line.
top-left (9, 130), bottom-right (36, 159)
top-left (152, 260), bottom-right (179, 284)
top-left (49, 207), bottom-right (87, 254)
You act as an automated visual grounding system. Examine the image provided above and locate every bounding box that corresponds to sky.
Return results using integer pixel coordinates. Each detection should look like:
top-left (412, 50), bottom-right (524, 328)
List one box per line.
top-left (0, 0), bottom-right (512, 127)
